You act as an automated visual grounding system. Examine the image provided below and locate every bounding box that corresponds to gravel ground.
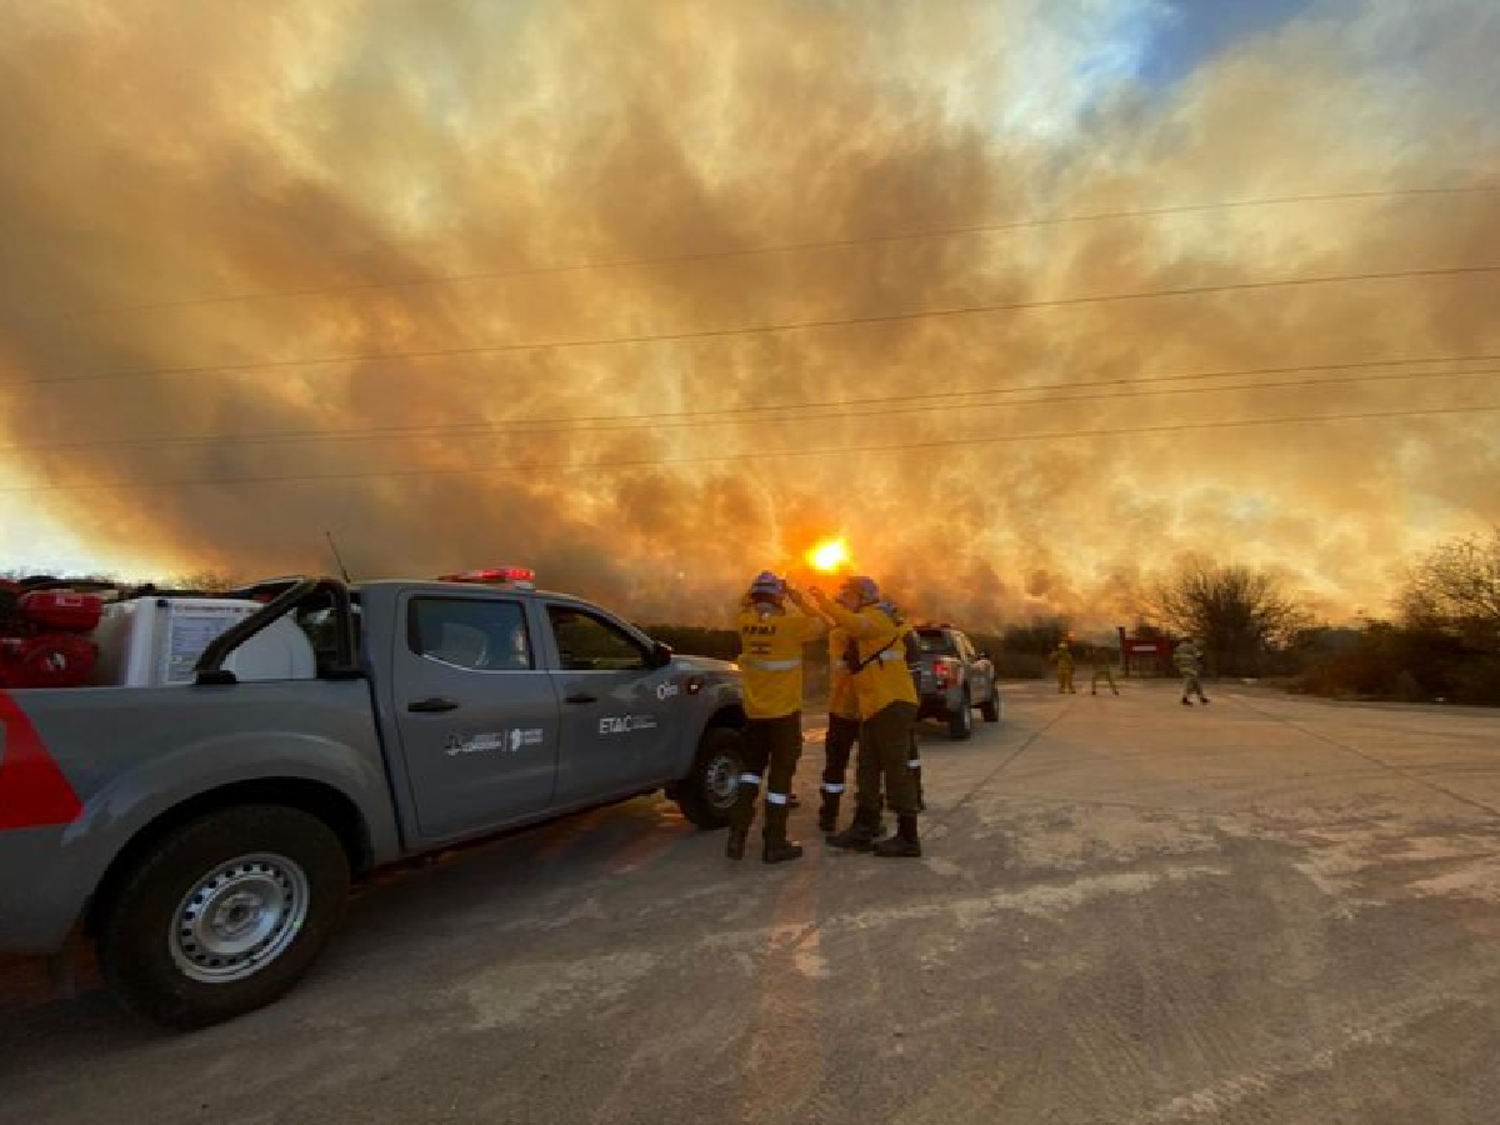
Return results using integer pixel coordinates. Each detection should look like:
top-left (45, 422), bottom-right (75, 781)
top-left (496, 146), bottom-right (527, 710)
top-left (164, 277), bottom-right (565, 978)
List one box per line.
top-left (4, 680), bottom-right (1500, 1124)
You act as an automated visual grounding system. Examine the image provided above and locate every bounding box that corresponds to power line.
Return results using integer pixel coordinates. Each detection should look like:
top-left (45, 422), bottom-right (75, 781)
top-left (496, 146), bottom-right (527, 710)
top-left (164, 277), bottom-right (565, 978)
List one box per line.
top-left (72, 183), bottom-right (1500, 317)
top-left (4, 402), bottom-right (1496, 495)
top-left (10, 263), bottom-right (1500, 390)
top-left (9, 357), bottom-right (1500, 457)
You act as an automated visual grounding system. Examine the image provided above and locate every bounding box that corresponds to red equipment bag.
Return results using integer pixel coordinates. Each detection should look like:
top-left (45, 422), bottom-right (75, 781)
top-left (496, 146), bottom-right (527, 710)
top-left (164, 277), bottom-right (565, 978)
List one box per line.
top-left (18, 590), bottom-right (104, 632)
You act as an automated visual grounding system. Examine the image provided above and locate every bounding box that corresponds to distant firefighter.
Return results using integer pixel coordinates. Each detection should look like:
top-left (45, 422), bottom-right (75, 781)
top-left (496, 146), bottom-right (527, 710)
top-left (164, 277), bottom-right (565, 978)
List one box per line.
top-left (1089, 646), bottom-right (1120, 696)
top-left (1174, 638), bottom-right (1210, 707)
top-left (1050, 640), bottom-right (1077, 694)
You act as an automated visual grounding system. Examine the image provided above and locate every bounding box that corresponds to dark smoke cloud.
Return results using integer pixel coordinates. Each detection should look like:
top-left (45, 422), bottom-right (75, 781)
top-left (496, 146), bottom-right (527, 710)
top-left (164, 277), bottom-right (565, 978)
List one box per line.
top-left (2, 0), bottom-right (1499, 630)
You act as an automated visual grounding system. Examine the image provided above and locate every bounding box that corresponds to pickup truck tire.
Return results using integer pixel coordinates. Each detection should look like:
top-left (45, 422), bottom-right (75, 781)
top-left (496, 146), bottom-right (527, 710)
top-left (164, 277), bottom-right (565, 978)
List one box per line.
top-left (979, 687), bottom-right (1001, 723)
top-left (947, 689), bottom-right (974, 740)
top-left (98, 804), bottom-right (350, 1029)
top-left (674, 727), bottom-right (744, 830)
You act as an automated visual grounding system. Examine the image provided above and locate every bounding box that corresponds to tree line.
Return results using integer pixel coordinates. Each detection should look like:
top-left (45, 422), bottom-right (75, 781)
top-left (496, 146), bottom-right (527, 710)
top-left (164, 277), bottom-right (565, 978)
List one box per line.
top-left (12, 528), bottom-right (1500, 705)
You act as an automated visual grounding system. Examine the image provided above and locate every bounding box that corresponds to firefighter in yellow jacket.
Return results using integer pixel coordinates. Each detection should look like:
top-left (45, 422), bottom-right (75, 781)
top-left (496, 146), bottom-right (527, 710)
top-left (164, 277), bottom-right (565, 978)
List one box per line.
top-left (730, 571), bottom-right (826, 863)
top-left (819, 624), bottom-right (861, 833)
top-left (1051, 640), bottom-right (1077, 694)
top-left (811, 576), bottom-right (923, 857)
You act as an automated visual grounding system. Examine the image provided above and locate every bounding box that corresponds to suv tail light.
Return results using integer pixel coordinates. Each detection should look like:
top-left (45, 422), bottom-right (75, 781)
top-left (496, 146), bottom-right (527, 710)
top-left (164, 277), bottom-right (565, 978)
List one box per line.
top-left (933, 658), bottom-right (959, 688)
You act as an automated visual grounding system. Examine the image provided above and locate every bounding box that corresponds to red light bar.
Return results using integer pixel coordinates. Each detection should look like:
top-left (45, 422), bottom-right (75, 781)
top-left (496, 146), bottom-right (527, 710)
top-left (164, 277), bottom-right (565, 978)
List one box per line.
top-left (438, 567), bottom-right (536, 586)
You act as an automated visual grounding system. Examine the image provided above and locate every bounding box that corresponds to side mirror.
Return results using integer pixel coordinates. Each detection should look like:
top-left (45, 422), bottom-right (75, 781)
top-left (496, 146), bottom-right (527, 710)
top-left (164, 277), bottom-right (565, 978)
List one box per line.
top-left (650, 641), bottom-right (675, 669)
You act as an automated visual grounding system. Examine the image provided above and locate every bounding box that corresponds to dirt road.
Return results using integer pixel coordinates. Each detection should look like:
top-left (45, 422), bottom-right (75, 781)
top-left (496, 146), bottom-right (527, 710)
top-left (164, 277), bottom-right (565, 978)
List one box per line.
top-left (4, 682), bottom-right (1500, 1123)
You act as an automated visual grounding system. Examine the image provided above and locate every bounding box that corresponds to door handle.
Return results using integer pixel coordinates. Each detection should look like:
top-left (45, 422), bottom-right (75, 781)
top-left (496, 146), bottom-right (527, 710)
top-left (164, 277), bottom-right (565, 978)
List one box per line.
top-left (565, 693), bottom-right (598, 705)
top-left (407, 696), bottom-right (460, 713)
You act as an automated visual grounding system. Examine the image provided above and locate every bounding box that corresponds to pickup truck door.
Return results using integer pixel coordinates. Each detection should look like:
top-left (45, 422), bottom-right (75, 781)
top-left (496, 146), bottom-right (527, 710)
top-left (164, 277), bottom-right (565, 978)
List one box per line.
top-left (392, 592), bottom-right (560, 841)
top-left (543, 603), bottom-right (676, 805)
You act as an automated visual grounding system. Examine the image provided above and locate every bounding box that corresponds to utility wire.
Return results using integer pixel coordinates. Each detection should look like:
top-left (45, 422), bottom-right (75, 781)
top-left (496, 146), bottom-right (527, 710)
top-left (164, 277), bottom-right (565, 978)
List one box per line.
top-left (73, 183), bottom-right (1500, 317)
top-left (4, 402), bottom-right (1495, 495)
top-left (8, 358), bottom-right (1500, 457)
top-left (10, 263), bottom-right (1500, 390)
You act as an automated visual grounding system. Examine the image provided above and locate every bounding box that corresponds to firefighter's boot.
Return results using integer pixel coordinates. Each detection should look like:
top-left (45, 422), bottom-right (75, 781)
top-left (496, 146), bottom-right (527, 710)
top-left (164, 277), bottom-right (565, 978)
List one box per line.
top-left (874, 814), bottom-right (922, 858)
top-left (817, 789), bottom-right (842, 833)
top-left (726, 780), bottom-right (759, 861)
top-left (762, 803), bottom-right (804, 864)
top-left (828, 805), bottom-right (882, 852)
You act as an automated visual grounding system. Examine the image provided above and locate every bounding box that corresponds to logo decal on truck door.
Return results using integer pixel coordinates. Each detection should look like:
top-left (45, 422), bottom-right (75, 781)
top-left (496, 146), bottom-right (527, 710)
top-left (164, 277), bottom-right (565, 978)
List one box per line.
top-left (599, 714), bottom-right (659, 735)
top-left (443, 729), bottom-right (544, 756)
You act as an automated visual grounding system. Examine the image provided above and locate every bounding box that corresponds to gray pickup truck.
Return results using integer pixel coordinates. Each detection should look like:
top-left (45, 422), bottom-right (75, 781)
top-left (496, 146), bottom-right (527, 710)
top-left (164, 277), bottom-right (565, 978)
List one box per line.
top-left (913, 624), bottom-right (1001, 739)
top-left (0, 574), bottom-right (745, 1027)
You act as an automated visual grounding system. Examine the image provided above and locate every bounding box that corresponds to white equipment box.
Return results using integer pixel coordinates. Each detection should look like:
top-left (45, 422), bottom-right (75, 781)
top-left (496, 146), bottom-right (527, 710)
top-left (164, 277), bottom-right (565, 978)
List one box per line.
top-left (93, 597), bottom-right (317, 686)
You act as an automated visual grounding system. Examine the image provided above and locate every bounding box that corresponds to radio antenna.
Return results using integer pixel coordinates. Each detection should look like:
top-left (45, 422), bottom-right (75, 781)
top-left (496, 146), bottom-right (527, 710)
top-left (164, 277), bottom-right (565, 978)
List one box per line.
top-left (325, 531), bottom-right (353, 584)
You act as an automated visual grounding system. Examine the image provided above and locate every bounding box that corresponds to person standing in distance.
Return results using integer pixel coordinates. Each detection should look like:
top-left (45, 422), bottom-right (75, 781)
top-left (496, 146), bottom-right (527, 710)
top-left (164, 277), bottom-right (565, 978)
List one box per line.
top-left (812, 577), bottom-right (923, 858)
top-left (730, 571), bottom-right (826, 863)
top-left (1175, 637), bottom-right (1210, 707)
top-left (1089, 644), bottom-right (1120, 696)
top-left (1050, 639), bottom-right (1077, 695)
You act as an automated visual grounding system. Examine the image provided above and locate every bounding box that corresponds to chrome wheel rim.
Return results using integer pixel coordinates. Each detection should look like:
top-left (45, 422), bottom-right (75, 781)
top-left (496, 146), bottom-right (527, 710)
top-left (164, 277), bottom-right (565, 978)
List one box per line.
top-left (170, 853), bottom-right (310, 984)
top-left (705, 750), bottom-right (741, 810)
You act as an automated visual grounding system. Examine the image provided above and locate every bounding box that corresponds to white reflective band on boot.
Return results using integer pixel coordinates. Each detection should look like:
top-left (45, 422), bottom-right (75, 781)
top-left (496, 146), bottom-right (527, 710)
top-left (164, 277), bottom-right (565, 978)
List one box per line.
top-left (738, 773), bottom-right (763, 785)
top-left (821, 783), bottom-right (846, 794)
top-left (743, 658), bottom-right (803, 671)
top-left (907, 760), bottom-right (921, 769)
top-left (767, 792), bottom-right (790, 805)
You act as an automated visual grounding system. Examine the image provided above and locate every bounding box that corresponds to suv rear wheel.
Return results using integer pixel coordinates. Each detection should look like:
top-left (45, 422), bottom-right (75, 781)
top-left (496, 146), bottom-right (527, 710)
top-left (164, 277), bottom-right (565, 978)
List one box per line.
top-left (979, 687), bottom-right (1001, 723)
top-left (947, 689), bottom-right (974, 740)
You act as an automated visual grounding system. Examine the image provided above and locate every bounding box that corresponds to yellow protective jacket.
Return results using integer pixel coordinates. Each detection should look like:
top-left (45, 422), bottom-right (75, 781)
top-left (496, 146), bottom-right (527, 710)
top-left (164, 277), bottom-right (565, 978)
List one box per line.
top-left (737, 602), bottom-right (826, 719)
top-left (820, 602), bottom-right (919, 719)
top-left (828, 626), bottom-right (859, 719)
top-left (1052, 646), bottom-right (1075, 672)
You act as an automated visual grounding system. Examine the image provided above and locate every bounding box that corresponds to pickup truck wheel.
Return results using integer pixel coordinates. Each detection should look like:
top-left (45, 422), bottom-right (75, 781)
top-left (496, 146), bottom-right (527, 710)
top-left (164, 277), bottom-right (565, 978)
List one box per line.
top-left (98, 804), bottom-right (349, 1029)
top-left (947, 690), bottom-right (974, 740)
top-left (979, 688), bottom-right (1001, 723)
top-left (675, 727), bottom-right (744, 830)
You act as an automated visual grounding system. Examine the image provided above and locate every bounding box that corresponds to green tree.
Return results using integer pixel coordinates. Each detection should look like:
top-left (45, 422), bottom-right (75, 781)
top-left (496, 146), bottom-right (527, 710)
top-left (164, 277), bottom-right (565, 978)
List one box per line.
top-left (1401, 528), bottom-right (1500, 653)
top-left (1147, 558), bottom-right (1307, 676)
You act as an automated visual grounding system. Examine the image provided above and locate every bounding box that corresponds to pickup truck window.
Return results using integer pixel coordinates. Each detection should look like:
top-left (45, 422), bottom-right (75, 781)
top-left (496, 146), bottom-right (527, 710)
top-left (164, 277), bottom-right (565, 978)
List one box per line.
top-left (547, 606), bottom-right (649, 671)
top-left (917, 630), bottom-right (959, 656)
top-left (409, 598), bottom-right (533, 671)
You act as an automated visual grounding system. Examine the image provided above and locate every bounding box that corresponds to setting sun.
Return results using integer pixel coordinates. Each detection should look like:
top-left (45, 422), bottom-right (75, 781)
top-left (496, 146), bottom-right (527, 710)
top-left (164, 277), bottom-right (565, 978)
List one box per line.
top-left (806, 538), bottom-right (851, 574)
